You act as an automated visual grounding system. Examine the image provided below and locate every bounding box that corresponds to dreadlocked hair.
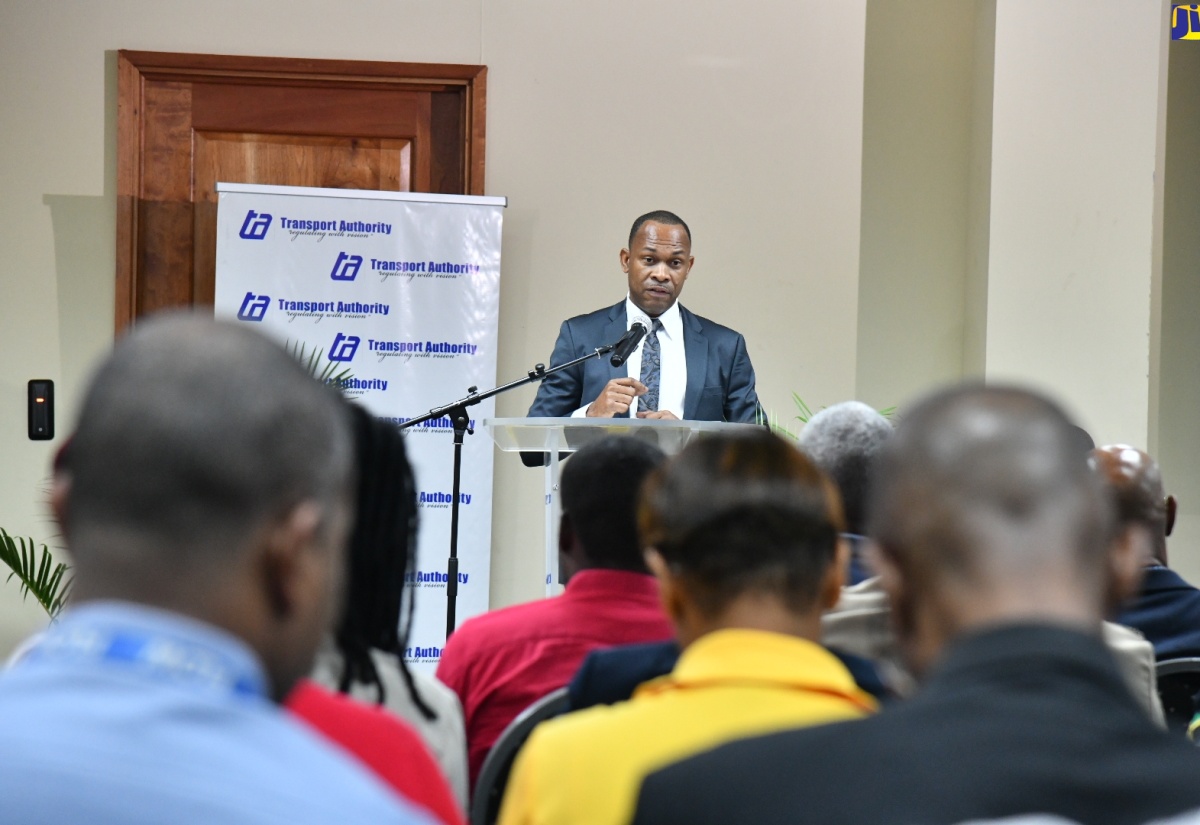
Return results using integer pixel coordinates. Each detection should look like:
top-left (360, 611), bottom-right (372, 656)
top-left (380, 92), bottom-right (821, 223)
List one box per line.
top-left (334, 403), bottom-right (437, 721)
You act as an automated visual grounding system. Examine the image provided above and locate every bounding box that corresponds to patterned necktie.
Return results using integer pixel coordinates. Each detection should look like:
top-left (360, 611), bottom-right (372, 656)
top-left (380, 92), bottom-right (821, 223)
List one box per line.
top-left (638, 318), bottom-right (664, 413)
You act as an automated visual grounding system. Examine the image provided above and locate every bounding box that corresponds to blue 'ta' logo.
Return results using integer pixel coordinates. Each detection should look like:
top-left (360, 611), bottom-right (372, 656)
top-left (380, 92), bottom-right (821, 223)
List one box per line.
top-left (331, 252), bottom-right (363, 281)
top-left (236, 292), bottom-right (269, 321)
top-left (239, 210), bottom-right (272, 240)
top-left (329, 333), bottom-right (361, 362)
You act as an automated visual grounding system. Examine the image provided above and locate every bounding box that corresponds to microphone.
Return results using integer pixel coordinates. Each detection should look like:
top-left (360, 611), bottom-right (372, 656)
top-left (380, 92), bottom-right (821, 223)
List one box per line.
top-left (609, 320), bottom-right (648, 367)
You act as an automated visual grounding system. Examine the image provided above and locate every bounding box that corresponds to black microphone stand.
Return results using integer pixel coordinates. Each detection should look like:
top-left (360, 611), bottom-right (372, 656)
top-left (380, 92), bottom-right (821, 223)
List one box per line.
top-left (397, 342), bottom-right (623, 640)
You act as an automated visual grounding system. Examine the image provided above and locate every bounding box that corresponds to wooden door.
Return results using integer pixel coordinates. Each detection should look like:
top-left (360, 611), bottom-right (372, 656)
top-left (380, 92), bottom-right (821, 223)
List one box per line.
top-left (116, 50), bottom-right (486, 331)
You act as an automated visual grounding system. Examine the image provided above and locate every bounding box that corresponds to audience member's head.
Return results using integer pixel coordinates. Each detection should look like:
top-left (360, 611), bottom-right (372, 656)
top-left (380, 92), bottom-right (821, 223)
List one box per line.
top-left (55, 314), bottom-right (354, 700)
top-left (639, 429), bottom-right (846, 647)
top-left (1090, 444), bottom-right (1176, 567)
top-left (558, 436), bottom-right (668, 581)
top-left (332, 403), bottom-right (435, 718)
top-left (866, 384), bottom-right (1137, 677)
top-left (798, 401), bottom-right (893, 536)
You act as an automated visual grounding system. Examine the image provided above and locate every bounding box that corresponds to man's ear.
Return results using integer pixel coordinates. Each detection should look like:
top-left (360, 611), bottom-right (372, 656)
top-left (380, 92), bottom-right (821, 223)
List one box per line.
top-left (869, 540), bottom-right (915, 642)
top-left (558, 514), bottom-right (580, 583)
top-left (1106, 524), bottom-right (1149, 613)
top-left (260, 501), bottom-right (324, 621)
top-left (818, 537), bottom-right (849, 612)
top-left (1166, 495), bottom-right (1178, 539)
top-left (868, 540), bottom-right (899, 598)
top-left (619, 247), bottom-right (631, 274)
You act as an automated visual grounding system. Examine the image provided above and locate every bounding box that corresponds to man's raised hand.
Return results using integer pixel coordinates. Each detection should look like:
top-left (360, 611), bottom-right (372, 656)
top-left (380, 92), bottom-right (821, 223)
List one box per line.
top-left (586, 378), bottom-right (647, 417)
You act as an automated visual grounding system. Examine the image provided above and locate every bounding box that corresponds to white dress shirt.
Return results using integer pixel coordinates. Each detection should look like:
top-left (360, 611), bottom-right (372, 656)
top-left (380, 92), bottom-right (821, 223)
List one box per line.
top-left (572, 297), bottom-right (687, 418)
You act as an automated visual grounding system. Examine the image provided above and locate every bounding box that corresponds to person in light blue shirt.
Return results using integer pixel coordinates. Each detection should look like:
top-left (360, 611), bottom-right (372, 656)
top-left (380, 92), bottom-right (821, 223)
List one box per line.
top-left (0, 314), bottom-right (434, 825)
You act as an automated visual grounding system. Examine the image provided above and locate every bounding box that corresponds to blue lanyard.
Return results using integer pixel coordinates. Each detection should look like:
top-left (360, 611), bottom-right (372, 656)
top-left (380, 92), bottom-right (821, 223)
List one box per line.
top-left (29, 622), bottom-right (266, 698)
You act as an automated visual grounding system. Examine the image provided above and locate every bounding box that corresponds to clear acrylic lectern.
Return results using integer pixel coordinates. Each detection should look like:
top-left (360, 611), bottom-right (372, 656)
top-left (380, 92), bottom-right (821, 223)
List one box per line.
top-left (484, 418), bottom-right (759, 594)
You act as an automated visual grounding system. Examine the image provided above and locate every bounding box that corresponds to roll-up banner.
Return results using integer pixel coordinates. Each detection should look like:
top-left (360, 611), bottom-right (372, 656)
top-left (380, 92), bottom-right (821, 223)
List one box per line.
top-left (213, 182), bottom-right (505, 673)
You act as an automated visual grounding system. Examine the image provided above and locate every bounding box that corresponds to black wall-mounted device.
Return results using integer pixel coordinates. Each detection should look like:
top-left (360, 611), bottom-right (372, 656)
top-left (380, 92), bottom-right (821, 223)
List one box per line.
top-left (28, 380), bottom-right (54, 440)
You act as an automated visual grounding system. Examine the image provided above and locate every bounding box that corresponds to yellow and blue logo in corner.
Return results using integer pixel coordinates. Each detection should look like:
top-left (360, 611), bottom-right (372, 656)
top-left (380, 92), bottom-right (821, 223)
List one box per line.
top-left (1173, 5), bottom-right (1200, 40)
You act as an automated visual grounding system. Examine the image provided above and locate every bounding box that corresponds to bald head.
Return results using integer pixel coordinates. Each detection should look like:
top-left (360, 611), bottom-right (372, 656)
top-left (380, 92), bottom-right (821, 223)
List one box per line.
top-left (869, 385), bottom-right (1116, 618)
top-left (798, 401), bottom-right (892, 535)
top-left (1091, 445), bottom-right (1174, 564)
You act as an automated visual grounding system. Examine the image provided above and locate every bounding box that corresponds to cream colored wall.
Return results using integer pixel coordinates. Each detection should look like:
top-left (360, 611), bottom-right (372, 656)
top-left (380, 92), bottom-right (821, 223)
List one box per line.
top-left (855, 0), bottom-right (979, 412)
top-left (962, 0), bottom-right (996, 379)
top-left (0, 1), bottom-right (870, 637)
top-left (1158, 35), bottom-right (1200, 586)
top-left (482, 1), bottom-right (869, 604)
top-left (984, 1), bottom-right (1166, 446)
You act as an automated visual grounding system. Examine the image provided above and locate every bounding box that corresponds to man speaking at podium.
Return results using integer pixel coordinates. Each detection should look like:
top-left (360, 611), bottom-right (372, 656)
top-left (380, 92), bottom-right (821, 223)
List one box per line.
top-left (527, 211), bottom-right (760, 422)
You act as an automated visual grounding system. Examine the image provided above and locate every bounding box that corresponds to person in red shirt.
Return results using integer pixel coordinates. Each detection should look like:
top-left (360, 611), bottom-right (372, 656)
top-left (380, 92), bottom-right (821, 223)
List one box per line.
top-left (436, 436), bottom-right (673, 790)
top-left (288, 680), bottom-right (463, 825)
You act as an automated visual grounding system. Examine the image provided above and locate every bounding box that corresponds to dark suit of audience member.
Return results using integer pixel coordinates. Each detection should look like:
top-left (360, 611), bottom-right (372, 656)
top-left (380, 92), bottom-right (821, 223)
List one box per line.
top-left (567, 640), bottom-right (891, 711)
top-left (1119, 566), bottom-right (1200, 660)
top-left (633, 385), bottom-right (1200, 825)
top-left (1094, 444), bottom-right (1200, 661)
top-left (526, 210), bottom-right (758, 423)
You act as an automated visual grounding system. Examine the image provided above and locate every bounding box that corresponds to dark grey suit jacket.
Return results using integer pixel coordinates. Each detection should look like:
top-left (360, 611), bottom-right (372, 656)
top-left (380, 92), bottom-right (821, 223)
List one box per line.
top-left (527, 301), bottom-right (760, 422)
top-left (633, 624), bottom-right (1200, 825)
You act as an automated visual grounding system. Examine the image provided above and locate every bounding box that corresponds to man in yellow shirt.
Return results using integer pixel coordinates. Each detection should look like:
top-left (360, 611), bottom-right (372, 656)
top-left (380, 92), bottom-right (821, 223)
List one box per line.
top-left (496, 429), bottom-right (877, 825)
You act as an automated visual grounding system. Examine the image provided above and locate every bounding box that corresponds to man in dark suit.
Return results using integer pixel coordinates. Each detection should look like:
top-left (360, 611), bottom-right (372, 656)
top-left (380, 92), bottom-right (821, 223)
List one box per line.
top-left (631, 385), bottom-right (1200, 825)
top-left (527, 210), bottom-right (759, 422)
top-left (1095, 444), bottom-right (1200, 661)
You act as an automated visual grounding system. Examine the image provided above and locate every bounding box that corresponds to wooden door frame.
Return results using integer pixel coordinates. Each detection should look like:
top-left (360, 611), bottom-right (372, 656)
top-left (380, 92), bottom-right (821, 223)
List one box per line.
top-left (115, 49), bottom-right (487, 332)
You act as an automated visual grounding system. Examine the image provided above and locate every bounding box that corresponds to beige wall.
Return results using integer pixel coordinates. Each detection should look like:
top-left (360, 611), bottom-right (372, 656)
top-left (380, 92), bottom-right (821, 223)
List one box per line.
top-left (482, 1), bottom-right (869, 603)
top-left (1158, 33), bottom-right (1200, 586)
top-left (856, 0), bottom-right (981, 412)
top-left (984, 1), bottom-right (1166, 447)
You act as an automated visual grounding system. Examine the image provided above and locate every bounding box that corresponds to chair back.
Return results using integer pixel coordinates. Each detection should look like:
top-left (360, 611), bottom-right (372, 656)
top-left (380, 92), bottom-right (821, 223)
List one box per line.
top-left (1155, 657), bottom-right (1200, 737)
top-left (470, 687), bottom-right (570, 825)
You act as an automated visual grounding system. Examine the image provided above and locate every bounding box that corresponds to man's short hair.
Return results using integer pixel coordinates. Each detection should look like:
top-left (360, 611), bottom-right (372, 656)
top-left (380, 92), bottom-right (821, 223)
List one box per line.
top-left (867, 384), bottom-right (1114, 591)
top-left (639, 429), bottom-right (844, 618)
top-left (798, 401), bottom-right (892, 535)
top-left (560, 436), bottom-right (667, 572)
top-left (628, 211), bottom-right (691, 250)
top-left (64, 314), bottom-right (353, 568)
top-left (1091, 445), bottom-right (1169, 531)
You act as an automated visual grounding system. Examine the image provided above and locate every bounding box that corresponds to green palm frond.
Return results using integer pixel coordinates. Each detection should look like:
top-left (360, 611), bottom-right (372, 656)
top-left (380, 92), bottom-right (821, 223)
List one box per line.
top-left (0, 528), bottom-right (72, 619)
top-left (286, 340), bottom-right (355, 388)
top-left (791, 392), bottom-right (816, 424)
